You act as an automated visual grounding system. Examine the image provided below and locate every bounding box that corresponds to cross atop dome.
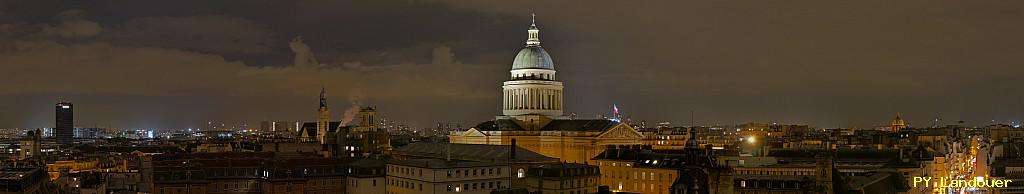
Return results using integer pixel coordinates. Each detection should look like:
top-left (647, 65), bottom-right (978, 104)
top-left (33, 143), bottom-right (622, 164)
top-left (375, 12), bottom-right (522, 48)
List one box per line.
top-left (526, 13), bottom-right (541, 46)
top-left (531, 13), bottom-right (536, 27)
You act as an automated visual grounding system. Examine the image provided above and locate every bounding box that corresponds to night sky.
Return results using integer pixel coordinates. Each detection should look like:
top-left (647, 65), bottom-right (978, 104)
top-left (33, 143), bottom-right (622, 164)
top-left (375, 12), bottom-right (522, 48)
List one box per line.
top-left (1, 0), bottom-right (1022, 129)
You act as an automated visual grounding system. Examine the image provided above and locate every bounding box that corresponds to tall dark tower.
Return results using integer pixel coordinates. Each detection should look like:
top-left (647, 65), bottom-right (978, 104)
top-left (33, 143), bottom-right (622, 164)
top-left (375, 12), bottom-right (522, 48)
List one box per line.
top-left (316, 87), bottom-right (330, 144)
top-left (55, 102), bottom-right (74, 144)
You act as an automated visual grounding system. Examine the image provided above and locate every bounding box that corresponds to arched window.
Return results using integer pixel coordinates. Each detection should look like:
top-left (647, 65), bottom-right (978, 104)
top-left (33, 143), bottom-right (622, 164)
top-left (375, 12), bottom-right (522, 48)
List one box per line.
top-left (517, 168), bottom-right (525, 178)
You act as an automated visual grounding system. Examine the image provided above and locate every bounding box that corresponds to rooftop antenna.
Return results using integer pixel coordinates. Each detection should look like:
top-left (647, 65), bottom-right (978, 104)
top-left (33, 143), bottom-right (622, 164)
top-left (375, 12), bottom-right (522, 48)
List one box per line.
top-left (690, 110), bottom-right (695, 127)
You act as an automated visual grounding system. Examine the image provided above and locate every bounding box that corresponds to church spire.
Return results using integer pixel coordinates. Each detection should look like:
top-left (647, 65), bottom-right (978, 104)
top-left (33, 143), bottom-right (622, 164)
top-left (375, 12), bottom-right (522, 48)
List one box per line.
top-left (526, 13), bottom-right (541, 46)
top-left (319, 86), bottom-right (327, 108)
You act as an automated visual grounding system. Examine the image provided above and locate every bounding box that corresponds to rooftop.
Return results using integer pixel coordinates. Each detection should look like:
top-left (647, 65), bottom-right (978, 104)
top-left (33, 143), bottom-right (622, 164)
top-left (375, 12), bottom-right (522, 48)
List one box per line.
top-left (393, 142), bottom-right (558, 163)
top-left (387, 158), bottom-right (501, 169)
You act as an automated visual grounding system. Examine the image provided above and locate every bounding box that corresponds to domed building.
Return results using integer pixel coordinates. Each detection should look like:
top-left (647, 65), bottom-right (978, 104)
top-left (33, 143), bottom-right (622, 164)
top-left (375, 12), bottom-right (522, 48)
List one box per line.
top-left (502, 18), bottom-right (563, 117)
top-left (449, 16), bottom-right (643, 163)
top-left (890, 113), bottom-right (906, 132)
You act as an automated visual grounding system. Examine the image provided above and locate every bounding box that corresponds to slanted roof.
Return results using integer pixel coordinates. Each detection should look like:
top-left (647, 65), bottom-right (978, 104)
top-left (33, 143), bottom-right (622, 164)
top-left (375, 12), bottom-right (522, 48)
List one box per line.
top-left (77, 145), bottom-right (185, 154)
top-left (393, 142), bottom-right (557, 163)
top-left (541, 119), bottom-right (618, 131)
top-left (592, 148), bottom-right (719, 169)
top-left (474, 120), bottom-right (524, 131)
top-left (387, 158), bottom-right (500, 169)
top-left (350, 158), bottom-right (385, 168)
top-left (298, 121), bottom-right (342, 137)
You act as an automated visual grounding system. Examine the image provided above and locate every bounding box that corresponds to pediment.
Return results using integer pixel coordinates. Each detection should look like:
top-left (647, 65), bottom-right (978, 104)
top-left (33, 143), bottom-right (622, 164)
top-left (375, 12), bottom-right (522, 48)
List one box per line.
top-left (597, 124), bottom-right (643, 139)
top-left (461, 128), bottom-right (489, 137)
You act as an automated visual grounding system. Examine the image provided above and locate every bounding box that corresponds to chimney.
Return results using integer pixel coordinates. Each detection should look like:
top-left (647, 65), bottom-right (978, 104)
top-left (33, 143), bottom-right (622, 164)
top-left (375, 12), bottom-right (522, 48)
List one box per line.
top-left (510, 139), bottom-right (517, 160)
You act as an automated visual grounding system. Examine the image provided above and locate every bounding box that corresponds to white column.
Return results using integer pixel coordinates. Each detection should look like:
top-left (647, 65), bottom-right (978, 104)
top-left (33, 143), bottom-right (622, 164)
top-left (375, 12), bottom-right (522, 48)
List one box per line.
top-left (513, 89), bottom-right (518, 110)
top-left (517, 89), bottom-right (522, 110)
top-left (545, 89), bottom-right (550, 110)
top-left (529, 88), bottom-right (535, 109)
top-left (540, 89), bottom-right (546, 110)
top-left (531, 88), bottom-right (536, 109)
top-left (557, 90), bottom-right (562, 110)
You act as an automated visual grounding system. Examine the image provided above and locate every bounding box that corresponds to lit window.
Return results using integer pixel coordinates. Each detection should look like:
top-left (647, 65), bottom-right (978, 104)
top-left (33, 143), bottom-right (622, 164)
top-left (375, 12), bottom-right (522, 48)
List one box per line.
top-left (517, 168), bottom-right (525, 178)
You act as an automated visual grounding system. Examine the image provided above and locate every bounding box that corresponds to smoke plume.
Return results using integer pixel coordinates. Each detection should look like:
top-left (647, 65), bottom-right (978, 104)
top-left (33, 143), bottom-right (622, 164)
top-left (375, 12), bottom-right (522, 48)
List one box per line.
top-left (339, 90), bottom-right (365, 126)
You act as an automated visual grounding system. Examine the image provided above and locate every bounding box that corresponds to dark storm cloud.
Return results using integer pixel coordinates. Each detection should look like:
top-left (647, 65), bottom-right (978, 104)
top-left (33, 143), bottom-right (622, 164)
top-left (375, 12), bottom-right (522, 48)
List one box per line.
top-left (105, 15), bottom-right (276, 54)
top-left (1, 0), bottom-right (1022, 129)
top-left (442, 0), bottom-right (1024, 127)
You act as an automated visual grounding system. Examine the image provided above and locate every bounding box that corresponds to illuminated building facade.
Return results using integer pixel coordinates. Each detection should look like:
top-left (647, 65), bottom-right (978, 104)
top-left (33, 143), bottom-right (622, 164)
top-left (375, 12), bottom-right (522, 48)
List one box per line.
top-left (591, 143), bottom-right (731, 194)
top-left (449, 16), bottom-right (643, 164)
top-left (386, 159), bottom-right (510, 194)
top-left (517, 163), bottom-right (600, 194)
top-left (890, 114), bottom-right (906, 132)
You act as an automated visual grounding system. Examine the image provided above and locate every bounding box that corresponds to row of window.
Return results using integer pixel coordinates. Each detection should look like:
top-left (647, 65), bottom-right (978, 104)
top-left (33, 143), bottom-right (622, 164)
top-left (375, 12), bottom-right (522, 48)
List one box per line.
top-left (602, 170), bottom-right (672, 181)
top-left (735, 169), bottom-right (813, 176)
top-left (388, 166), bottom-right (423, 177)
top-left (561, 189), bottom-right (591, 194)
top-left (351, 179), bottom-right (378, 187)
top-left (556, 178), bottom-right (596, 188)
top-left (446, 181), bottom-right (504, 192)
top-left (614, 182), bottom-right (663, 194)
top-left (512, 72), bottom-right (554, 80)
top-left (446, 168), bottom-right (502, 178)
top-left (597, 162), bottom-right (633, 167)
top-left (388, 179), bottom-right (421, 191)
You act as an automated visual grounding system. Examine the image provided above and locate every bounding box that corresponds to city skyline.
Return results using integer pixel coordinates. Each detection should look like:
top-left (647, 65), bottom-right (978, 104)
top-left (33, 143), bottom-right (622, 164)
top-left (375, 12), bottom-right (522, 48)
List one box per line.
top-left (2, 0), bottom-right (1024, 129)
top-left (0, 2), bottom-right (1020, 194)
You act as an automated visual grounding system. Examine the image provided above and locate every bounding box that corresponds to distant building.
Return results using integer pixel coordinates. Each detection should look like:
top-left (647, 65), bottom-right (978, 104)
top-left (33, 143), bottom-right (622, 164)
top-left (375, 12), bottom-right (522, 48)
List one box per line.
top-left (74, 127), bottom-right (102, 139)
top-left (298, 89), bottom-right (392, 158)
top-left (345, 107), bottom-right (392, 156)
top-left (592, 146), bottom-right (730, 194)
top-left (55, 102), bottom-right (73, 144)
top-left (890, 114), bottom-right (906, 132)
top-left (260, 121), bottom-right (301, 135)
top-left (151, 152), bottom-right (349, 194)
top-left (18, 129), bottom-right (41, 160)
top-left (0, 167), bottom-right (51, 194)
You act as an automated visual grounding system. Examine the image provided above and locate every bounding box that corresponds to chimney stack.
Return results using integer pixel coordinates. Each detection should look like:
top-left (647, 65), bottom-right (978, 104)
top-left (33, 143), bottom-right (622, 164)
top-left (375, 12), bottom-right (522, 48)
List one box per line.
top-left (510, 139), bottom-right (517, 160)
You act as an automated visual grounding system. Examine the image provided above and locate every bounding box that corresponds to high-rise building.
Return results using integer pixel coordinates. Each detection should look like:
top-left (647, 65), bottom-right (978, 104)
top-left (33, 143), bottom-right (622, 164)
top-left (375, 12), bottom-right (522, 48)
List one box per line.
top-left (55, 102), bottom-right (73, 144)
